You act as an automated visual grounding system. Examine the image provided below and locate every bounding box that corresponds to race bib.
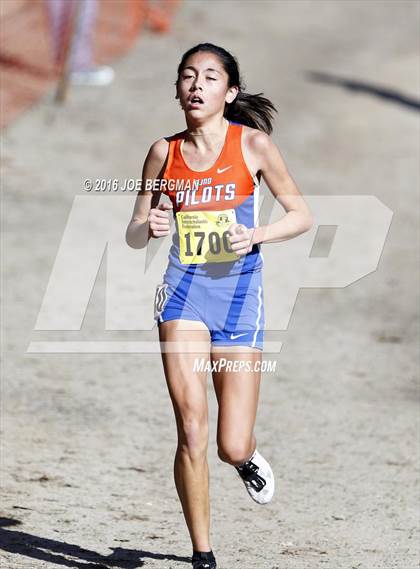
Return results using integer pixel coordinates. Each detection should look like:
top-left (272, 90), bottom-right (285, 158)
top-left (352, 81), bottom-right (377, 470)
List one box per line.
top-left (176, 209), bottom-right (239, 265)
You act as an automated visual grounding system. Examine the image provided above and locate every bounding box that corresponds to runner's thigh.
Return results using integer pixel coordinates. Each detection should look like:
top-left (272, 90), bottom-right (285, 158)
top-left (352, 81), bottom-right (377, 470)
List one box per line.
top-left (211, 347), bottom-right (262, 449)
top-left (159, 319), bottom-right (211, 443)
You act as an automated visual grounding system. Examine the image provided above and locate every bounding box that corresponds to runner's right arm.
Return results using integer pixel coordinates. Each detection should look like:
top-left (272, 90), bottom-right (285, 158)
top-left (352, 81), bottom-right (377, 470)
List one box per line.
top-left (126, 138), bottom-right (172, 249)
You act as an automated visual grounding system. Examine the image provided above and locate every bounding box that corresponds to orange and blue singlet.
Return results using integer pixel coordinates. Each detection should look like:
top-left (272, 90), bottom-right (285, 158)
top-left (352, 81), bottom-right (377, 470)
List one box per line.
top-left (153, 120), bottom-right (265, 350)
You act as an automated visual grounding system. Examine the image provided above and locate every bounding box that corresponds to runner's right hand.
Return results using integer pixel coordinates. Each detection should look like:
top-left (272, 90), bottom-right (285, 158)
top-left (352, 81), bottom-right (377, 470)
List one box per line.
top-left (148, 202), bottom-right (173, 238)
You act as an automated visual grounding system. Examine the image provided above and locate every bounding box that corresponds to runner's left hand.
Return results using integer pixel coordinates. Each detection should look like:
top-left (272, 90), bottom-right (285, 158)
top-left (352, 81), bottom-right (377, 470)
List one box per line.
top-left (228, 223), bottom-right (254, 256)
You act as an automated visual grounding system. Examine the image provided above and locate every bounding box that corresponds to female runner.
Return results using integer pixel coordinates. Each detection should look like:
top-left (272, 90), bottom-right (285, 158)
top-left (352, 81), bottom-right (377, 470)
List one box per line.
top-left (126, 43), bottom-right (313, 569)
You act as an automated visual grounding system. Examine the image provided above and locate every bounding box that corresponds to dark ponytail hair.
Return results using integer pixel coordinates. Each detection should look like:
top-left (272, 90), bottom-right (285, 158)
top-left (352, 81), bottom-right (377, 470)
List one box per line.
top-left (175, 42), bottom-right (277, 135)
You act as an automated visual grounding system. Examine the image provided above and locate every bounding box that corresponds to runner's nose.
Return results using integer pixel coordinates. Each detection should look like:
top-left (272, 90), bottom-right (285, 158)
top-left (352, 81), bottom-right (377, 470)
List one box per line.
top-left (191, 76), bottom-right (204, 92)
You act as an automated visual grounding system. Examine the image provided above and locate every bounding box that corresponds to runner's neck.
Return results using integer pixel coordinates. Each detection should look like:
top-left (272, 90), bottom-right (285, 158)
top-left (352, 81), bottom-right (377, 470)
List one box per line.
top-left (184, 118), bottom-right (229, 150)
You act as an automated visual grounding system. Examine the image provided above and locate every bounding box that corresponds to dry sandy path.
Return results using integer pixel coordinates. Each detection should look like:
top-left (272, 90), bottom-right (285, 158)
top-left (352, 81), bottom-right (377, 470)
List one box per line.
top-left (1, 2), bottom-right (419, 568)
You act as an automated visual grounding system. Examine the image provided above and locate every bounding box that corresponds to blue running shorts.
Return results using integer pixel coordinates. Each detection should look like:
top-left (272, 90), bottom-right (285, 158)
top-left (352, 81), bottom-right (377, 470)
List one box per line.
top-left (154, 267), bottom-right (264, 351)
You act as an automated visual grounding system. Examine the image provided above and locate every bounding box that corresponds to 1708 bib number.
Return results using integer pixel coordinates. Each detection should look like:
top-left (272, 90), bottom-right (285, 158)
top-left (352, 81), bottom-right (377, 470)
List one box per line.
top-left (176, 209), bottom-right (239, 265)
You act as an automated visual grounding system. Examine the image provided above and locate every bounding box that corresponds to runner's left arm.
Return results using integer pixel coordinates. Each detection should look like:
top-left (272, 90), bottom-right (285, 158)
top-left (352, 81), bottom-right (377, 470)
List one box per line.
top-left (250, 131), bottom-right (313, 244)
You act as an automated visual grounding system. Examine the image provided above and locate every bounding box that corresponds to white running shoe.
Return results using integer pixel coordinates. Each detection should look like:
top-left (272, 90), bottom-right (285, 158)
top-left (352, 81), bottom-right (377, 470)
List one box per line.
top-left (70, 66), bottom-right (115, 86)
top-left (235, 449), bottom-right (275, 504)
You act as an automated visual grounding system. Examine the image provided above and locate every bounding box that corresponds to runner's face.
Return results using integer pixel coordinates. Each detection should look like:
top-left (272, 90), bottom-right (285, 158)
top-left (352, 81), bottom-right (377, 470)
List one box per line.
top-left (177, 52), bottom-right (238, 118)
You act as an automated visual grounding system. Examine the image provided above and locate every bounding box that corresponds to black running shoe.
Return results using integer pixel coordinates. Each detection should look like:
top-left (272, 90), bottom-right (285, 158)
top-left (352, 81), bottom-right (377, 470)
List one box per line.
top-left (192, 551), bottom-right (217, 569)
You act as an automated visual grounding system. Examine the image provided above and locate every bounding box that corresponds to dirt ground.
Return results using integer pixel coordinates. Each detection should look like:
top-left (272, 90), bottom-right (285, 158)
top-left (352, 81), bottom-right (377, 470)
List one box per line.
top-left (1, 1), bottom-right (419, 568)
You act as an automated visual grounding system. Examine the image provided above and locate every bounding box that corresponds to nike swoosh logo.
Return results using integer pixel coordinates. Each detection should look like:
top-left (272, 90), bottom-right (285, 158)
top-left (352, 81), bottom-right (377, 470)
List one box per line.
top-left (217, 165), bottom-right (232, 174)
top-left (230, 332), bottom-right (248, 340)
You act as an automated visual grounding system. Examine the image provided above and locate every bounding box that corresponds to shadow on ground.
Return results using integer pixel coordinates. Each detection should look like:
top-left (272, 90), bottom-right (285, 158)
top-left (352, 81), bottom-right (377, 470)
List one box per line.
top-left (306, 71), bottom-right (420, 111)
top-left (0, 518), bottom-right (190, 568)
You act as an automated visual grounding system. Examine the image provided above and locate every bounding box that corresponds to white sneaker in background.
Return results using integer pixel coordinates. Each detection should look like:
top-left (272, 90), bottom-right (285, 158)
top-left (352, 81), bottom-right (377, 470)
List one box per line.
top-left (69, 66), bottom-right (115, 86)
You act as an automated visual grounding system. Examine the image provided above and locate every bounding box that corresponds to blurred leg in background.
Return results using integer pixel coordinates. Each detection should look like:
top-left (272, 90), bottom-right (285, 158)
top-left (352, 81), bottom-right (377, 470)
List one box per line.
top-left (46, 0), bottom-right (114, 86)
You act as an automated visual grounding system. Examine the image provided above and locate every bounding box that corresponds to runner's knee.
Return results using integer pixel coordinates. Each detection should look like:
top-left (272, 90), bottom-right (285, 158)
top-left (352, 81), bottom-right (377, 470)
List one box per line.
top-left (217, 438), bottom-right (254, 465)
top-left (177, 415), bottom-right (209, 459)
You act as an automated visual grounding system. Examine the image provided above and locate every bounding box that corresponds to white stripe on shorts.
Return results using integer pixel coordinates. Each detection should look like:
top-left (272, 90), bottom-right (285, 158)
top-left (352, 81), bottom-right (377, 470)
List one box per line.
top-left (252, 285), bottom-right (263, 348)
